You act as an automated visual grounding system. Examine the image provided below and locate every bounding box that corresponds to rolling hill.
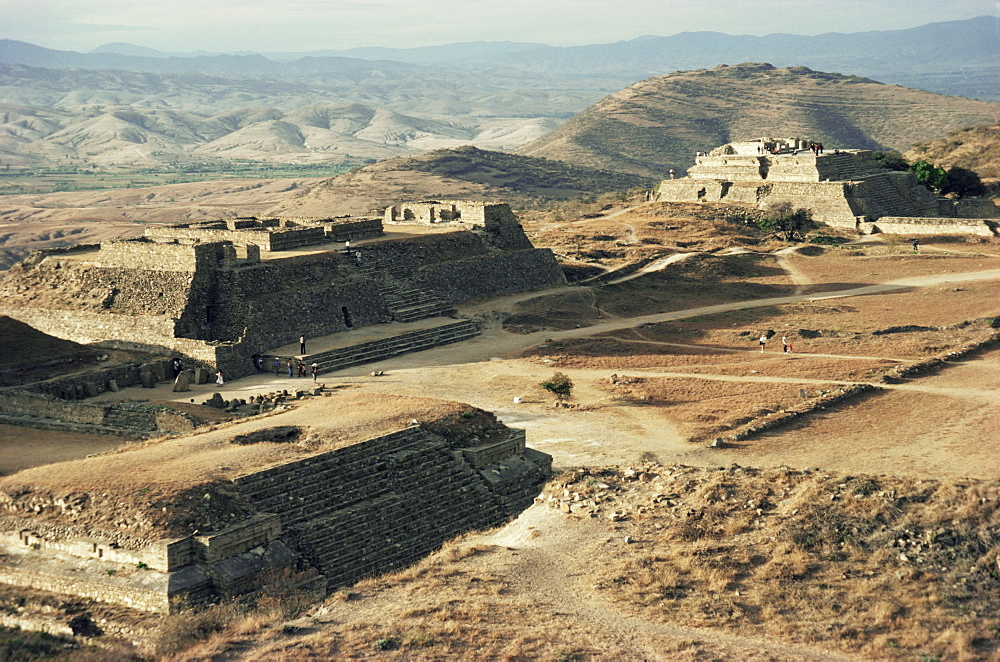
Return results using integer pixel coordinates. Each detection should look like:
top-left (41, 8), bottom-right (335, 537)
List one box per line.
top-left (266, 146), bottom-right (656, 217)
top-left (904, 124), bottom-right (1000, 179)
top-left (515, 63), bottom-right (1000, 177)
top-left (0, 102), bottom-right (558, 168)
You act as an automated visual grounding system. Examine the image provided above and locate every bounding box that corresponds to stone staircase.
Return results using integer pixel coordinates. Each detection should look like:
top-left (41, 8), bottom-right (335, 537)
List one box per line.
top-left (818, 153), bottom-right (871, 181)
top-left (232, 426), bottom-right (506, 589)
top-left (305, 319), bottom-right (481, 375)
top-left (377, 281), bottom-right (454, 323)
top-left (358, 262), bottom-right (455, 323)
top-left (852, 173), bottom-right (934, 219)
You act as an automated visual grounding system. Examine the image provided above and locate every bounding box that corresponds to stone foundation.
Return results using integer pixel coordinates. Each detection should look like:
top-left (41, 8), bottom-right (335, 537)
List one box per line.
top-left (0, 423), bottom-right (551, 612)
top-left (861, 217), bottom-right (997, 236)
top-left (0, 201), bottom-right (564, 379)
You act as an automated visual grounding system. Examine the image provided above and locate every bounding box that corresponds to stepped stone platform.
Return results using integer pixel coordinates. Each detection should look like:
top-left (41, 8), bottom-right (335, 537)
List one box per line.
top-left (0, 393), bottom-right (552, 613)
top-left (0, 201), bottom-right (566, 385)
top-left (657, 137), bottom-right (997, 235)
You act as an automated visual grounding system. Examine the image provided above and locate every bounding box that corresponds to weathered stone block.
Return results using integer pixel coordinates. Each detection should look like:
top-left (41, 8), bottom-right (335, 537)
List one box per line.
top-left (172, 372), bottom-right (192, 392)
top-left (108, 379), bottom-right (119, 392)
top-left (150, 361), bottom-right (167, 383)
top-left (140, 371), bottom-right (156, 388)
top-left (84, 382), bottom-right (99, 398)
top-left (194, 368), bottom-right (208, 384)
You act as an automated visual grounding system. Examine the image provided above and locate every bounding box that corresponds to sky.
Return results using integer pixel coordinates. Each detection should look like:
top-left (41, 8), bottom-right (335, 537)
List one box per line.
top-left (3, 0), bottom-right (999, 54)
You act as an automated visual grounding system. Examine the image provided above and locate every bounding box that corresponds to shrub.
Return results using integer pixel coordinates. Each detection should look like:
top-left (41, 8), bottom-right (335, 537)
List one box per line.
top-left (758, 202), bottom-right (813, 242)
top-left (871, 151), bottom-right (910, 171)
top-left (941, 166), bottom-right (986, 197)
top-left (808, 234), bottom-right (848, 245)
top-left (540, 372), bottom-right (573, 403)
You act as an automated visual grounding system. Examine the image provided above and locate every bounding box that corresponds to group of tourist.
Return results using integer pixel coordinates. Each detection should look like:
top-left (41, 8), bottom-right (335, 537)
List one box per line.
top-left (248, 355), bottom-right (318, 380)
top-left (757, 333), bottom-right (794, 353)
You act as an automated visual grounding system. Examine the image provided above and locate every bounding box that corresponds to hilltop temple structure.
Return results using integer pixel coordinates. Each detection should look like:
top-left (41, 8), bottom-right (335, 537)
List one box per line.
top-left (0, 201), bottom-right (565, 380)
top-left (657, 138), bottom-right (998, 236)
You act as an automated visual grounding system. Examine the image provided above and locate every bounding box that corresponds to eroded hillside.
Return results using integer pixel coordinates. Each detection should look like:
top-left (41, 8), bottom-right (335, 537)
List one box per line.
top-left (905, 123), bottom-right (1000, 179)
top-left (517, 63), bottom-right (1000, 177)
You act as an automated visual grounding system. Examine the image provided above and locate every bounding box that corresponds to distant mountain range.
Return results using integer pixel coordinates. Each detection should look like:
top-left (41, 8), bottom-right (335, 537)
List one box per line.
top-left (4, 15), bottom-right (996, 100)
top-left (516, 64), bottom-right (1000, 177)
top-left (0, 16), bottom-right (997, 171)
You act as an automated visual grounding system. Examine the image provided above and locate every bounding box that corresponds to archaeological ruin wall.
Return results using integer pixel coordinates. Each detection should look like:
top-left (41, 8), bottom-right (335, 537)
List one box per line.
top-left (0, 419), bottom-right (551, 613)
top-left (0, 202), bottom-right (564, 378)
top-left (144, 216), bottom-right (383, 251)
top-left (655, 141), bottom-right (991, 232)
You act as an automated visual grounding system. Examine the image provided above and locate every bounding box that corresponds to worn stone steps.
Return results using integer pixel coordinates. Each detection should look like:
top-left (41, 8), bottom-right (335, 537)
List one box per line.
top-left (305, 319), bottom-right (481, 374)
top-left (380, 283), bottom-right (454, 322)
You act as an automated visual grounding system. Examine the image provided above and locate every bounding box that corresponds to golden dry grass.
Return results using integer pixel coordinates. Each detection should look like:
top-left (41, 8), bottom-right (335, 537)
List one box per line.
top-left (553, 465), bottom-right (1000, 661)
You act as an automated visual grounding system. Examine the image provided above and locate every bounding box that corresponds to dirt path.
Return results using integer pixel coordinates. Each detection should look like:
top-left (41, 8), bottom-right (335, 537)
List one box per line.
top-left (775, 246), bottom-right (813, 295)
top-left (602, 252), bottom-right (696, 286)
top-left (476, 504), bottom-right (861, 661)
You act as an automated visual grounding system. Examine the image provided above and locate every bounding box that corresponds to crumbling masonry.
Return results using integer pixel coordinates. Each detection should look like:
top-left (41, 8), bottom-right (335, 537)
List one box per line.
top-left (0, 203), bottom-right (566, 378)
top-left (657, 139), bottom-right (998, 236)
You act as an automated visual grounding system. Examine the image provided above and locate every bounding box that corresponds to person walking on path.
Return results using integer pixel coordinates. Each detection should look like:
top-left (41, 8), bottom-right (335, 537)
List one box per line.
top-left (272, 357), bottom-right (281, 375)
top-left (782, 336), bottom-right (792, 353)
top-left (297, 360), bottom-right (306, 378)
top-left (299, 335), bottom-right (306, 354)
top-left (759, 334), bottom-right (768, 352)
top-left (311, 363), bottom-right (319, 382)
top-left (287, 358), bottom-right (295, 378)
top-left (355, 250), bottom-right (362, 267)
top-left (912, 238), bottom-right (920, 252)
top-left (215, 370), bottom-right (224, 387)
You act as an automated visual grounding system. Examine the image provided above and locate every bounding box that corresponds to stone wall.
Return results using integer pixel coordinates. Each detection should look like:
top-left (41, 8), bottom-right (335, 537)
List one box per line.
top-left (0, 389), bottom-right (201, 438)
top-left (418, 248), bottom-right (567, 304)
top-left (384, 200), bottom-right (515, 227)
top-left (97, 239), bottom-right (237, 271)
top-left (862, 217), bottom-right (997, 236)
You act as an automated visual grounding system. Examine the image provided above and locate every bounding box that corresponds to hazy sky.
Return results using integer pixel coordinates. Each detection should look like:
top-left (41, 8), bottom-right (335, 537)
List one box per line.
top-left (4, 0), bottom-right (999, 53)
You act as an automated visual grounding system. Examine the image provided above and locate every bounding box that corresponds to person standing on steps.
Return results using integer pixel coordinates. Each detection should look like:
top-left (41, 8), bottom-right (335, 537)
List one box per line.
top-left (311, 362), bottom-right (318, 382)
top-left (299, 334), bottom-right (306, 354)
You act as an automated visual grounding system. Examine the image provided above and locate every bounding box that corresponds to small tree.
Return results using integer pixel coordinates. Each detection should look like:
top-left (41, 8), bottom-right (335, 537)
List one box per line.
top-left (540, 372), bottom-right (573, 404)
top-left (757, 202), bottom-right (813, 242)
top-left (910, 160), bottom-right (949, 193)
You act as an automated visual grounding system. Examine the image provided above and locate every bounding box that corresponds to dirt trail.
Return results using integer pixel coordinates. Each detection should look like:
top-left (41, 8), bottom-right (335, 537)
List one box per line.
top-left (477, 504), bottom-right (861, 661)
top-left (775, 246), bottom-right (813, 295)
